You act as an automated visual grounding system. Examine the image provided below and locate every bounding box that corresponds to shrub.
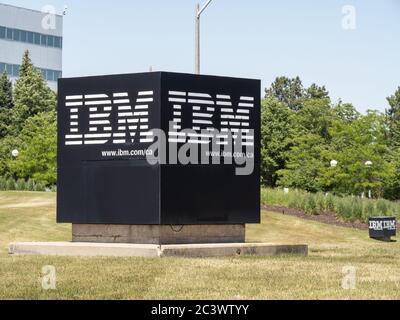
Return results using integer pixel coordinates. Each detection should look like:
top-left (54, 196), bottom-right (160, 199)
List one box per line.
top-left (325, 194), bottom-right (335, 212)
top-left (15, 179), bottom-right (26, 191)
top-left (305, 194), bottom-right (318, 215)
top-left (363, 200), bottom-right (375, 221)
top-left (26, 179), bottom-right (35, 191)
top-left (350, 198), bottom-right (363, 221)
top-left (6, 178), bottom-right (16, 191)
top-left (376, 200), bottom-right (389, 216)
top-left (0, 177), bottom-right (7, 191)
top-left (262, 188), bottom-right (400, 223)
top-left (34, 183), bottom-right (46, 192)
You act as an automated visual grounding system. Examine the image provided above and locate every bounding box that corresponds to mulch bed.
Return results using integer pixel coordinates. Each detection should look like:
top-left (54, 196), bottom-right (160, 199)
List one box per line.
top-left (262, 205), bottom-right (368, 230)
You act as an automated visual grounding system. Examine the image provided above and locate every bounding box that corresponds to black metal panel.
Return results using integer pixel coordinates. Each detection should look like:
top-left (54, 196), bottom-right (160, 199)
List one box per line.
top-left (160, 73), bottom-right (261, 225)
top-left (57, 73), bottom-right (161, 224)
top-left (57, 72), bottom-right (261, 225)
top-left (369, 217), bottom-right (397, 239)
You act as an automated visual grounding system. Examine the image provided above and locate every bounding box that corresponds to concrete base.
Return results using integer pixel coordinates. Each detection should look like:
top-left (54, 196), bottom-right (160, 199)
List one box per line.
top-left (9, 242), bottom-right (308, 258)
top-left (72, 224), bottom-right (245, 245)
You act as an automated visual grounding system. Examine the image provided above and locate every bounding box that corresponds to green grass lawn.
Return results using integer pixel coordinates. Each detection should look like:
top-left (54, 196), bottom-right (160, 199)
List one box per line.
top-left (0, 191), bottom-right (399, 300)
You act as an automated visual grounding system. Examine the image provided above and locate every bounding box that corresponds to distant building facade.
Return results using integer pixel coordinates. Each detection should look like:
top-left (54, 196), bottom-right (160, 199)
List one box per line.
top-left (0, 3), bottom-right (63, 91)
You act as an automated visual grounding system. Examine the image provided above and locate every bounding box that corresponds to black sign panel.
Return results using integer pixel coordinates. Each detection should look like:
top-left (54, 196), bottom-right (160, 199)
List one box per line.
top-left (369, 217), bottom-right (396, 240)
top-left (57, 72), bottom-right (261, 225)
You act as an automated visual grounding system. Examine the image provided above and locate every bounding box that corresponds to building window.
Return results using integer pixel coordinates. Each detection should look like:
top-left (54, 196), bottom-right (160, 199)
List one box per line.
top-left (0, 26), bottom-right (6, 39)
top-left (0, 25), bottom-right (62, 50)
top-left (12, 65), bottom-right (20, 77)
top-left (27, 31), bottom-right (34, 44)
top-left (5, 64), bottom-right (12, 75)
top-left (54, 36), bottom-right (61, 48)
top-left (40, 34), bottom-right (47, 46)
top-left (47, 35), bottom-right (54, 47)
top-left (34, 33), bottom-right (40, 45)
top-left (0, 61), bottom-right (61, 82)
top-left (6, 28), bottom-right (13, 40)
top-left (12, 29), bottom-right (21, 41)
top-left (21, 30), bottom-right (27, 42)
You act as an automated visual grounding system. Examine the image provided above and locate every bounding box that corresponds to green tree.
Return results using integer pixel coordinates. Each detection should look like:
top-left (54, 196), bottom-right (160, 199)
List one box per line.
top-left (265, 76), bottom-right (304, 111)
top-left (277, 133), bottom-right (327, 193)
top-left (8, 111), bottom-right (57, 186)
top-left (306, 84), bottom-right (330, 100)
top-left (261, 98), bottom-right (295, 186)
top-left (332, 102), bottom-right (360, 123)
top-left (386, 87), bottom-right (400, 147)
top-left (0, 72), bottom-right (14, 138)
top-left (12, 51), bottom-right (56, 135)
top-left (320, 111), bottom-right (391, 197)
top-left (296, 98), bottom-right (333, 140)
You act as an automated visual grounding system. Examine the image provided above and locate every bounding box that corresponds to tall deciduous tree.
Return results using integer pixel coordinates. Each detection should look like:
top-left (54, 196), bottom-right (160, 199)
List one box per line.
top-left (386, 87), bottom-right (400, 147)
top-left (12, 50), bottom-right (56, 135)
top-left (261, 98), bottom-right (295, 187)
top-left (8, 111), bottom-right (57, 186)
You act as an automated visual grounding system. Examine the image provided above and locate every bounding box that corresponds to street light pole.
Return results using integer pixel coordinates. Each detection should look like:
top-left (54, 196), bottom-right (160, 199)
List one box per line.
top-left (195, 0), bottom-right (214, 74)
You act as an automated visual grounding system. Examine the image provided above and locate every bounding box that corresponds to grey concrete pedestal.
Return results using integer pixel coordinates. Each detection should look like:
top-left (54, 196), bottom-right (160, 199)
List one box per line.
top-left (9, 242), bottom-right (308, 258)
top-left (72, 224), bottom-right (246, 245)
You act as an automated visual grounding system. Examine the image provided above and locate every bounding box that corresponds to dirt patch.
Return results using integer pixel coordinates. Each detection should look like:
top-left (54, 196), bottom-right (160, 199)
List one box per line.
top-left (263, 205), bottom-right (368, 230)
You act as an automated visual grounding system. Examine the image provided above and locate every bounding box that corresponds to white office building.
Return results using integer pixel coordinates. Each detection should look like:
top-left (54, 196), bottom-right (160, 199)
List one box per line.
top-left (0, 3), bottom-right (63, 91)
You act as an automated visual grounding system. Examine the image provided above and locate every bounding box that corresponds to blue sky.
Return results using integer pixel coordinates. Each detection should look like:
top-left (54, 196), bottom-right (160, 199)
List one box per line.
top-left (3, 0), bottom-right (400, 112)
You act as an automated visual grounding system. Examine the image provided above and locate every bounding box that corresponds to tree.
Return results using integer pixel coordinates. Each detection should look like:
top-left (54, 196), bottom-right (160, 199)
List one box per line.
top-left (306, 84), bottom-right (330, 100)
top-left (320, 111), bottom-right (391, 197)
top-left (12, 51), bottom-right (56, 135)
top-left (8, 111), bottom-right (57, 186)
top-left (296, 98), bottom-right (333, 141)
top-left (277, 133), bottom-right (327, 193)
top-left (0, 72), bottom-right (14, 138)
top-left (265, 76), bottom-right (304, 111)
top-left (386, 87), bottom-right (400, 147)
top-left (332, 102), bottom-right (360, 123)
top-left (261, 98), bottom-right (295, 186)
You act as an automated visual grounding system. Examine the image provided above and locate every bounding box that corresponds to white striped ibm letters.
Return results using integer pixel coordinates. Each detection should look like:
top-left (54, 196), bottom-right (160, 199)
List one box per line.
top-left (168, 91), bottom-right (255, 147)
top-left (64, 91), bottom-right (154, 146)
top-left (64, 91), bottom-right (255, 146)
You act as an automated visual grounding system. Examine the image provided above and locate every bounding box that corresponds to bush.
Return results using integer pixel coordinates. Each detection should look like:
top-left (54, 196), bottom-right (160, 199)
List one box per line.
top-left (34, 183), bottom-right (46, 192)
top-left (305, 194), bottom-right (319, 215)
top-left (363, 200), bottom-right (375, 221)
top-left (0, 177), bottom-right (6, 191)
top-left (15, 179), bottom-right (26, 191)
top-left (350, 198), bottom-right (363, 221)
top-left (6, 178), bottom-right (15, 191)
top-left (325, 194), bottom-right (335, 212)
top-left (261, 188), bottom-right (400, 223)
top-left (376, 200), bottom-right (389, 216)
top-left (26, 179), bottom-right (35, 191)
top-left (0, 176), bottom-right (54, 192)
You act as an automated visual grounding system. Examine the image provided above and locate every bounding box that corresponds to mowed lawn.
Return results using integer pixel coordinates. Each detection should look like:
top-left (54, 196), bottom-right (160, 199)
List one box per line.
top-left (0, 191), bottom-right (399, 300)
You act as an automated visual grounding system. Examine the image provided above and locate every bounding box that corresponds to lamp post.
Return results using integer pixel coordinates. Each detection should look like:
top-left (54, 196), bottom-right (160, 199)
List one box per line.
top-left (195, 0), bottom-right (214, 74)
top-left (365, 161), bottom-right (373, 199)
top-left (11, 149), bottom-right (19, 159)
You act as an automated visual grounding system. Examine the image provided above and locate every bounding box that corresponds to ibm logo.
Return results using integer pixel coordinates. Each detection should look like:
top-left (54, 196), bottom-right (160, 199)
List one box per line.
top-left (65, 91), bottom-right (154, 146)
top-left (168, 91), bottom-right (255, 147)
top-left (64, 90), bottom-right (255, 147)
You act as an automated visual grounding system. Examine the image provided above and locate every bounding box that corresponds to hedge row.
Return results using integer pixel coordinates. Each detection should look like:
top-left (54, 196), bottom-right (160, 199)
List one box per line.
top-left (0, 177), bottom-right (55, 192)
top-left (262, 188), bottom-right (400, 223)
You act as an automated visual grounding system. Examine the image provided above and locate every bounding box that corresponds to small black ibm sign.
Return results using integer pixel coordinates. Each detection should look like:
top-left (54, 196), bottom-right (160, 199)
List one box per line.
top-left (369, 217), bottom-right (397, 241)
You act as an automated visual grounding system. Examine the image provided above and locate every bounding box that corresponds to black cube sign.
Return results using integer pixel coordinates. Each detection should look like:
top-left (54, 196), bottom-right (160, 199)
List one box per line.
top-left (57, 72), bottom-right (261, 225)
top-left (369, 217), bottom-right (397, 241)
